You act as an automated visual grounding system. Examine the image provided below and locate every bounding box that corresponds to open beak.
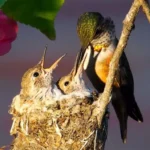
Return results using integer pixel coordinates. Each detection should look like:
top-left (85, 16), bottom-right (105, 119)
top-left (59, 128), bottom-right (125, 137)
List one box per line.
top-left (44, 54), bottom-right (66, 73)
top-left (38, 45), bottom-right (47, 68)
top-left (75, 52), bottom-right (87, 78)
top-left (71, 51), bottom-right (87, 82)
top-left (37, 45), bottom-right (66, 73)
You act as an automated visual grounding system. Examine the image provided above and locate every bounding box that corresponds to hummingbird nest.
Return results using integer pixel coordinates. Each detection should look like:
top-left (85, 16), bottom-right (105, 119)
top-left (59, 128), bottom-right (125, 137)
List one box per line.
top-left (9, 91), bottom-right (108, 150)
top-left (7, 48), bottom-right (108, 150)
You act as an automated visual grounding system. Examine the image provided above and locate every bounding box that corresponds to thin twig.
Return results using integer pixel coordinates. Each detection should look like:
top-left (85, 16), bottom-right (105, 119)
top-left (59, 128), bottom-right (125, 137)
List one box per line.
top-left (97, 0), bottom-right (141, 125)
top-left (139, 0), bottom-right (150, 22)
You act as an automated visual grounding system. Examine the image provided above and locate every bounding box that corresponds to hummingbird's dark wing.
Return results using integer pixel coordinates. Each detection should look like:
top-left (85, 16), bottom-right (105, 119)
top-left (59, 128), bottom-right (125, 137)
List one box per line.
top-left (115, 52), bottom-right (134, 91)
top-left (117, 52), bottom-right (143, 122)
top-left (112, 51), bottom-right (143, 143)
top-left (111, 38), bottom-right (143, 143)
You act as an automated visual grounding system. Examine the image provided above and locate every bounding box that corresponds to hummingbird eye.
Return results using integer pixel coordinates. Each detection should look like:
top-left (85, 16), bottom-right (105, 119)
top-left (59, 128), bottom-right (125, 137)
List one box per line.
top-left (64, 81), bottom-right (69, 86)
top-left (95, 28), bottom-right (102, 37)
top-left (33, 72), bottom-right (39, 77)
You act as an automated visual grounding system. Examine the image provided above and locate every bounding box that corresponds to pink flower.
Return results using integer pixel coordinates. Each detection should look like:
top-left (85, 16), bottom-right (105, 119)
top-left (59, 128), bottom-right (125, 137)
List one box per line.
top-left (0, 10), bottom-right (18, 56)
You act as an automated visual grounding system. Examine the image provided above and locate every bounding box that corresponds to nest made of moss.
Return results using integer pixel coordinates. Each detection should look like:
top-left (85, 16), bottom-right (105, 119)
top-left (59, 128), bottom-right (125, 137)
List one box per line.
top-left (8, 91), bottom-right (108, 150)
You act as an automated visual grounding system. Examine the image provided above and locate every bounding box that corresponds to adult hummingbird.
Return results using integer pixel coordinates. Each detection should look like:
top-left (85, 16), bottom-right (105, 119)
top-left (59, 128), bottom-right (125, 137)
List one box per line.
top-left (76, 12), bottom-right (143, 143)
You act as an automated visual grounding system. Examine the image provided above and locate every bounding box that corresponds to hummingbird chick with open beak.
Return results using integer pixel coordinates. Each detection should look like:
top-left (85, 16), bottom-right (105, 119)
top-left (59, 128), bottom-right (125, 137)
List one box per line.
top-left (20, 46), bottom-right (65, 101)
top-left (76, 12), bottom-right (143, 143)
top-left (9, 46), bottom-right (66, 134)
top-left (56, 52), bottom-right (92, 100)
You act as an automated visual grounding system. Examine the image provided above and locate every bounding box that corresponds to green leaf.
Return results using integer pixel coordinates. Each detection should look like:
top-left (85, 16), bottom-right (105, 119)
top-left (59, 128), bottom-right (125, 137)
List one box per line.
top-left (1, 0), bottom-right (64, 40)
top-left (0, 0), bottom-right (7, 7)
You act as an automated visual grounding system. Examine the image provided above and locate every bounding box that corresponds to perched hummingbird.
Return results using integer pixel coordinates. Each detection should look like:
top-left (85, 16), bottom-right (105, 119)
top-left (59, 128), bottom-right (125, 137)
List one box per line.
top-left (20, 46), bottom-right (65, 100)
top-left (76, 12), bottom-right (143, 143)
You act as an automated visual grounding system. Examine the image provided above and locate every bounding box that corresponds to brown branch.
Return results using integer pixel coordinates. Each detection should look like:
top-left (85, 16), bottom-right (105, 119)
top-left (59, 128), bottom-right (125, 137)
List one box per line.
top-left (139, 0), bottom-right (150, 22)
top-left (97, 0), bottom-right (141, 125)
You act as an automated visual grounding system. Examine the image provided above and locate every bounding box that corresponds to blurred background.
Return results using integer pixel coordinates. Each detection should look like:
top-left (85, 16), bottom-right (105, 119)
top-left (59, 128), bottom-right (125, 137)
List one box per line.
top-left (0, 0), bottom-right (149, 149)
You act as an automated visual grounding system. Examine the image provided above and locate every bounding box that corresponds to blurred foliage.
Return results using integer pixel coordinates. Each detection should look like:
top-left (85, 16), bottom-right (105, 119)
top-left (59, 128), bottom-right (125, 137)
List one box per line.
top-left (0, 0), bottom-right (7, 7)
top-left (1, 0), bottom-right (64, 40)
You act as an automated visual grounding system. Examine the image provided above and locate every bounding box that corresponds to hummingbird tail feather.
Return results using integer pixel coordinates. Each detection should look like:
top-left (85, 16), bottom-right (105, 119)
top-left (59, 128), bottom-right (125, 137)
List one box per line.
top-left (127, 96), bottom-right (143, 122)
top-left (112, 102), bottom-right (127, 143)
top-left (112, 91), bottom-right (128, 143)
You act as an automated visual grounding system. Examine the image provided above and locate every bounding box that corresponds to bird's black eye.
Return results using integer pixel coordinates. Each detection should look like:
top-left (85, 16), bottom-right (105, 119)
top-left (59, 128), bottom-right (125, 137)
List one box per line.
top-left (64, 81), bottom-right (69, 86)
top-left (95, 28), bottom-right (102, 36)
top-left (95, 28), bottom-right (103, 36)
top-left (33, 72), bottom-right (39, 77)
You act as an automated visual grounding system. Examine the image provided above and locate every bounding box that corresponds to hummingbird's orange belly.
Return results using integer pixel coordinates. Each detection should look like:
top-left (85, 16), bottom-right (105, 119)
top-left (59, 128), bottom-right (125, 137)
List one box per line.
top-left (95, 60), bottom-right (119, 87)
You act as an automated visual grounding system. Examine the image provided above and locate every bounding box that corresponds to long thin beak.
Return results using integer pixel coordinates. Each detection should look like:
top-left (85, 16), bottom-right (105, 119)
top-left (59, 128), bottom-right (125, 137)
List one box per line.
top-left (75, 45), bottom-right (92, 72)
top-left (74, 52), bottom-right (87, 79)
top-left (38, 45), bottom-right (47, 67)
top-left (69, 51), bottom-right (81, 77)
top-left (76, 42), bottom-right (94, 71)
top-left (75, 47), bottom-right (86, 73)
top-left (44, 54), bottom-right (66, 72)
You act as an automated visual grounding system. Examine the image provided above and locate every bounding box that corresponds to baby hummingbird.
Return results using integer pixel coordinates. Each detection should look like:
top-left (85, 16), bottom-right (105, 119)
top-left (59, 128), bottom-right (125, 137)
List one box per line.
top-left (57, 52), bottom-right (91, 98)
top-left (20, 46), bottom-right (65, 100)
top-left (9, 46), bottom-right (66, 135)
